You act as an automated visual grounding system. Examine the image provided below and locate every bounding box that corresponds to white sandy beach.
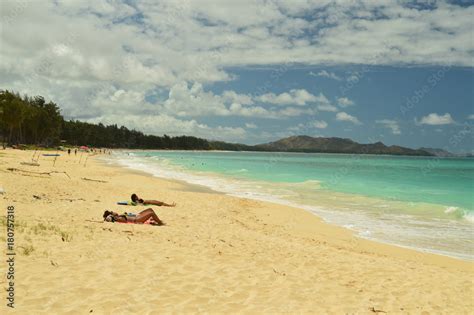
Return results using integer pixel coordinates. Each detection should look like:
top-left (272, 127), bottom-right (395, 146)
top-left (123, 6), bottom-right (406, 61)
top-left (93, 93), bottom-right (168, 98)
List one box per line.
top-left (0, 149), bottom-right (473, 314)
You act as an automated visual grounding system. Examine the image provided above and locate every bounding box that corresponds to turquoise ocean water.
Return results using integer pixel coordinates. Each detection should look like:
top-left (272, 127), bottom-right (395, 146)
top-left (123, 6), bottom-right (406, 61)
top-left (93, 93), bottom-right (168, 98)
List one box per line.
top-left (110, 151), bottom-right (474, 260)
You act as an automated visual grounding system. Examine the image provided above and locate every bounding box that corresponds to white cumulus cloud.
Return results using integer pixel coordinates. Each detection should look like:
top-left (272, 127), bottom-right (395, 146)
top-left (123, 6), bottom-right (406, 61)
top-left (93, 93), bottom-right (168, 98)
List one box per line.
top-left (312, 120), bottom-right (328, 129)
top-left (86, 114), bottom-right (246, 142)
top-left (376, 119), bottom-right (401, 135)
top-left (309, 70), bottom-right (341, 81)
top-left (336, 112), bottom-right (362, 125)
top-left (257, 89), bottom-right (317, 106)
top-left (1, 0), bottom-right (471, 141)
top-left (419, 113), bottom-right (455, 125)
top-left (337, 97), bottom-right (354, 107)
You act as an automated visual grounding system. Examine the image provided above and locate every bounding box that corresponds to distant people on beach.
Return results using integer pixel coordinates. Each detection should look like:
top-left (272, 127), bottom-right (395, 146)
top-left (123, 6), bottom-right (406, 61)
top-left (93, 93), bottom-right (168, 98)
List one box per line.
top-left (131, 193), bottom-right (176, 207)
top-left (74, 149), bottom-right (77, 155)
top-left (68, 148), bottom-right (71, 155)
top-left (103, 208), bottom-right (164, 225)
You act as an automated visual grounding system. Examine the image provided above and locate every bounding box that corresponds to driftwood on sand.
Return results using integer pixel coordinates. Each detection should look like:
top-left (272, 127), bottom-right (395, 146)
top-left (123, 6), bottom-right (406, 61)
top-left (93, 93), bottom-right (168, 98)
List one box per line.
top-left (6, 167), bottom-right (71, 179)
top-left (20, 162), bottom-right (40, 166)
top-left (81, 177), bottom-right (108, 183)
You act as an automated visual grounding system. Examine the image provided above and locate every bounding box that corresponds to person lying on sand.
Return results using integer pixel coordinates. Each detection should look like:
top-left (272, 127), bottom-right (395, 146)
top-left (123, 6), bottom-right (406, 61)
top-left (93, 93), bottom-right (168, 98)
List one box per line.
top-left (103, 208), bottom-right (165, 225)
top-left (131, 193), bottom-right (176, 207)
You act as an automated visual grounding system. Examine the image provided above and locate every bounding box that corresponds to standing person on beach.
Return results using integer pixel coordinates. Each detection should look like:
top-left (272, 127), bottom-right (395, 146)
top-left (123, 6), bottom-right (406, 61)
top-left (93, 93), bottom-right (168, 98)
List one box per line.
top-left (74, 149), bottom-right (77, 155)
top-left (68, 148), bottom-right (71, 155)
top-left (131, 193), bottom-right (176, 207)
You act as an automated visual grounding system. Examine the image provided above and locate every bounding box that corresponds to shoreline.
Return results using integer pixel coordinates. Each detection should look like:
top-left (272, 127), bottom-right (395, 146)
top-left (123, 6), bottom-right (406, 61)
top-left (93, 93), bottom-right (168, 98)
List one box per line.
top-left (110, 147), bottom-right (474, 159)
top-left (97, 157), bottom-right (223, 195)
top-left (108, 151), bottom-right (473, 262)
top-left (1, 148), bottom-right (472, 313)
top-left (103, 151), bottom-right (472, 268)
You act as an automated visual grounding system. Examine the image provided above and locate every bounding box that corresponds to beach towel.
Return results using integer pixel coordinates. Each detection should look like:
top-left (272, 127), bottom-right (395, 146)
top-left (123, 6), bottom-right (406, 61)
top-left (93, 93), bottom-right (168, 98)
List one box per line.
top-left (117, 201), bottom-right (153, 206)
top-left (117, 201), bottom-right (137, 206)
top-left (117, 218), bottom-right (160, 225)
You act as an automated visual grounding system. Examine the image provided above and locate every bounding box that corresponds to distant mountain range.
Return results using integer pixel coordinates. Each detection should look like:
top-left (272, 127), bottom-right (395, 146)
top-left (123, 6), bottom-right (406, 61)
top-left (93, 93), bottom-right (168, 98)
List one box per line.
top-left (253, 135), bottom-right (433, 156)
top-left (419, 147), bottom-right (452, 157)
top-left (211, 135), bottom-right (470, 157)
top-left (419, 147), bottom-right (473, 158)
top-left (3, 90), bottom-right (469, 156)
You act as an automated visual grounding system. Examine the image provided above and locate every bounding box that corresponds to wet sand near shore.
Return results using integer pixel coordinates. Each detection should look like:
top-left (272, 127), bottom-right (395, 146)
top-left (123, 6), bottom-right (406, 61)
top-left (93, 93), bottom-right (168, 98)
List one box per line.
top-left (0, 149), bottom-right (472, 314)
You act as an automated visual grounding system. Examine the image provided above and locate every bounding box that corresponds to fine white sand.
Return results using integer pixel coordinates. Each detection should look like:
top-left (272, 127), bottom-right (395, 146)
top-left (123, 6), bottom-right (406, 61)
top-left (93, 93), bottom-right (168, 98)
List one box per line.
top-left (0, 149), bottom-right (472, 314)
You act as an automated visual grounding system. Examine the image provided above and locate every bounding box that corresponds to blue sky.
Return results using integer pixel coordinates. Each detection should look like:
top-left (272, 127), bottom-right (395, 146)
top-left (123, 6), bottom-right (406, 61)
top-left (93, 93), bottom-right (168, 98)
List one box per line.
top-left (0, 0), bottom-right (473, 152)
top-left (205, 65), bottom-right (473, 151)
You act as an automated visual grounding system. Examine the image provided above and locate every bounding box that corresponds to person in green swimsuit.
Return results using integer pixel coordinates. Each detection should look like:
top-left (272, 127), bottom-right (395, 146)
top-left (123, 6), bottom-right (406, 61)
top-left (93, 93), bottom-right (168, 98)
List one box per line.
top-left (131, 193), bottom-right (176, 207)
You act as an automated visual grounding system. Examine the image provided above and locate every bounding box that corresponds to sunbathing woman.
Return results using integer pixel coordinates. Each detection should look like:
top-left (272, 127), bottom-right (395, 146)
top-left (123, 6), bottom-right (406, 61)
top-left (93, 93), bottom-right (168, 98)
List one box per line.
top-left (103, 208), bottom-right (165, 225)
top-left (131, 193), bottom-right (176, 207)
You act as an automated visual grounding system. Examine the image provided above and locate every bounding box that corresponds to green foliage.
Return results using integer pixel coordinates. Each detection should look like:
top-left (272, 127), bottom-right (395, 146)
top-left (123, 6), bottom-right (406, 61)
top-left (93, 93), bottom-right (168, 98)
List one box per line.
top-left (0, 89), bottom-right (266, 151)
top-left (209, 140), bottom-right (262, 151)
top-left (0, 89), bottom-right (215, 149)
top-left (0, 90), bottom-right (62, 146)
top-left (61, 120), bottom-right (212, 149)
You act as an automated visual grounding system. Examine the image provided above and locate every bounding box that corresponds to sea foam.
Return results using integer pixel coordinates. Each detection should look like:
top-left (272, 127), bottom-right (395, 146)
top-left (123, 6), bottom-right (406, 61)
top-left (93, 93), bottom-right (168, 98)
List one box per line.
top-left (104, 152), bottom-right (474, 261)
